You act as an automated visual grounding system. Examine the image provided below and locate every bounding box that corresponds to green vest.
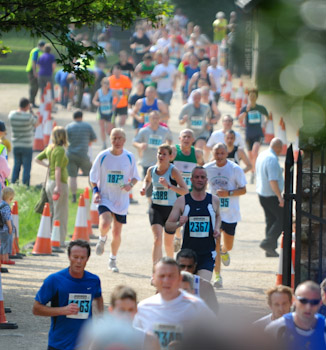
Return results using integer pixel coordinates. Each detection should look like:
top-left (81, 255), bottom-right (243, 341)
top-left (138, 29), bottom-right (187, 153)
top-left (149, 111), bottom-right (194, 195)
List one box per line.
top-left (174, 144), bottom-right (197, 191)
top-left (26, 47), bottom-right (41, 72)
top-left (0, 144), bottom-right (7, 157)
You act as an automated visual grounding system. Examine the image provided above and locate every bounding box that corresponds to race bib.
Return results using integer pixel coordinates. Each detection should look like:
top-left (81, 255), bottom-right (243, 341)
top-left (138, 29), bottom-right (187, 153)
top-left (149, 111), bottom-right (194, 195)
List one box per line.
top-left (182, 172), bottom-right (192, 189)
top-left (220, 197), bottom-right (230, 212)
top-left (152, 186), bottom-right (168, 205)
top-left (135, 44), bottom-right (145, 53)
top-left (148, 134), bottom-right (163, 148)
top-left (140, 113), bottom-right (150, 124)
top-left (248, 111), bottom-right (261, 124)
top-left (153, 323), bottom-right (183, 350)
top-left (143, 76), bottom-right (152, 86)
top-left (107, 171), bottom-right (124, 187)
top-left (100, 101), bottom-right (112, 115)
top-left (189, 216), bottom-right (210, 238)
top-left (190, 116), bottom-right (203, 130)
top-left (66, 293), bottom-right (91, 319)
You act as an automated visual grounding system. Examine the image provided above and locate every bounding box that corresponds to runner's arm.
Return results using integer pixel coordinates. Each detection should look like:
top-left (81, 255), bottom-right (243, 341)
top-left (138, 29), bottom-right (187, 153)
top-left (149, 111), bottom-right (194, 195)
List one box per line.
top-left (238, 148), bottom-right (252, 173)
top-left (157, 99), bottom-right (169, 121)
top-left (165, 196), bottom-right (186, 233)
top-left (32, 300), bottom-right (79, 317)
top-left (140, 167), bottom-right (152, 196)
top-left (187, 73), bottom-right (198, 95)
top-left (168, 167), bottom-right (189, 196)
top-left (212, 194), bottom-right (221, 238)
top-left (92, 90), bottom-right (100, 107)
top-left (93, 296), bottom-right (104, 313)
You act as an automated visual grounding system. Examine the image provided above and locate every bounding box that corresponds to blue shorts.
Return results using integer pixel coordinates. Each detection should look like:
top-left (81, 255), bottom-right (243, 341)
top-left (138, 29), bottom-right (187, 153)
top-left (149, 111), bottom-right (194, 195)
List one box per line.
top-left (197, 251), bottom-right (216, 272)
top-left (221, 221), bottom-right (237, 236)
top-left (98, 205), bottom-right (127, 224)
top-left (158, 91), bottom-right (173, 106)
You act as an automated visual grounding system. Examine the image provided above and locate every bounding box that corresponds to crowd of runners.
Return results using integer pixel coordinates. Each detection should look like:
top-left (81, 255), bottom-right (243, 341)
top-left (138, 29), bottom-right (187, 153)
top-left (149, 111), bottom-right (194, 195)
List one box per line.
top-left (1, 9), bottom-right (326, 350)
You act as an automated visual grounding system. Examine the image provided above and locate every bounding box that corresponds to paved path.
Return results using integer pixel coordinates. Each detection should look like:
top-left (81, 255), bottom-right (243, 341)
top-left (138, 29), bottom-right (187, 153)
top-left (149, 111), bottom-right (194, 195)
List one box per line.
top-left (0, 83), bottom-right (282, 349)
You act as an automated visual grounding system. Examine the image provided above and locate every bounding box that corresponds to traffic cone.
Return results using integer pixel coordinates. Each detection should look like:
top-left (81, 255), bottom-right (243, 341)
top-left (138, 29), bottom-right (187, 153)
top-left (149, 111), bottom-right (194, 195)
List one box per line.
top-left (223, 70), bottom-right (232, 102)
top-left (264, 112), bottom-right (275, 144)
top-left (243, 88), bottom-right (248, 105)
top-left (90, 193), bottom-right (99, 228)
top-left (84, 188), bottom-right (93, 239)
top-left (0, 272), bottom-right (18, 329)
top-left (235, 81), bottom-right (244, 117)
top-left (72, 194), bottom-right (88, 241)
top-left (32, 203), bottom-right (53, 255)
top-left (276, 233), bottom-right (295, 289)
top-left (33, 111), bottom-right (44, 151)
top-left (293, 130), bottom-right (301, 162)
top-left (54, 84), bottom-right (60, 103)
top-left (230, 87), bottom-right (236, 104)
top-left (51, 220), bottom-right (64, 253)
top-left (278, 117), bottom-right (288, 155)
top-left (43, 83), bottom-right (53, 147)
top-left (10, 201), bottom-right (23, 259)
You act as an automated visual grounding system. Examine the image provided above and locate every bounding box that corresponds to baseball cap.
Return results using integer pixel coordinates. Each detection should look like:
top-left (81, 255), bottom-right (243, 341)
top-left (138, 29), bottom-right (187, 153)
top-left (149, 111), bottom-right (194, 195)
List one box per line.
top-left (0, 121), bottom-right (6, 132)
top-left (38, 40), bottom-right (46, 47)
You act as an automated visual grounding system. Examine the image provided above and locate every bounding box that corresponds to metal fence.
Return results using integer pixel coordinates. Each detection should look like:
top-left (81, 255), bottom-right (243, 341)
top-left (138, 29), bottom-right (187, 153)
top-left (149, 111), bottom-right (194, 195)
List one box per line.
top-left (282, 145), bottom-right (326, 288)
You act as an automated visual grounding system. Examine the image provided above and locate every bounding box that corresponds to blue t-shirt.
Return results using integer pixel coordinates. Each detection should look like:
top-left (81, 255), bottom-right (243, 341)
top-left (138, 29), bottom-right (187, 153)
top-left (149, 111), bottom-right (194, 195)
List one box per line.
top-left (0, 201), bottom-right (11, 231)
top-left (35, 267), bottom-right (101, 350)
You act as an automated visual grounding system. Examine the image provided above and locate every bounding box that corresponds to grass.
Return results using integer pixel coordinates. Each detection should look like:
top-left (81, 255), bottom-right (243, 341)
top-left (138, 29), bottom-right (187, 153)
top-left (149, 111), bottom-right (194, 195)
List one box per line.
top-left (11, 184), bottom-right (87, 252)
top-left (0, 65), bottom-right (28, 83)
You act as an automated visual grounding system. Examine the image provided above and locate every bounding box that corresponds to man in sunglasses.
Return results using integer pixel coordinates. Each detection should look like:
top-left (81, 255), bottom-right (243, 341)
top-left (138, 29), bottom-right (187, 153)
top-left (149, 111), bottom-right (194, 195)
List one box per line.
top-left (266, 280), bottom-right (326, 349)
top-left (176, 248), bottom-right (218, 315)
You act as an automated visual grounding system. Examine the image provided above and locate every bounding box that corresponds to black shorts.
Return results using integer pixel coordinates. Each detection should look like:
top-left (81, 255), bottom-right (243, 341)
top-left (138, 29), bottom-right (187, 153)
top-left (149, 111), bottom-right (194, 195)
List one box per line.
top-left (221, 221), bottom-right (237, 236)
top-left (214, 92), bottom-right (221, 104)
top-left (149, 204), bottom-right (173, 227)
top-left (246, 136), bottom-right (263, 151)
top-left (197, 251), bottom-right (216, 272)
top-left (116, 106), bottom-right (128, 116)
top-left (99, 112), bottom-right (113, 122)
top-left (98, 205), bottom-right (127, 224)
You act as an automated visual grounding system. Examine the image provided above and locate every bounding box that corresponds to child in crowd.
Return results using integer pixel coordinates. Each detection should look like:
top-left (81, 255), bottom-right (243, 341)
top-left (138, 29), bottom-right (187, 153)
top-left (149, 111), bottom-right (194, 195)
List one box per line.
top-left (0, 187), bottom-right (15, 265)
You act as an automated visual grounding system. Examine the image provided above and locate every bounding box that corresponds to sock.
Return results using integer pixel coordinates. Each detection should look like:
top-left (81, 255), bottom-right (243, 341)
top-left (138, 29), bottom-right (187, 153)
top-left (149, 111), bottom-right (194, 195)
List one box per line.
top-left (110, 254), bottom-right (116, 260)
top-left (99, 236), bottom-right (107, 242)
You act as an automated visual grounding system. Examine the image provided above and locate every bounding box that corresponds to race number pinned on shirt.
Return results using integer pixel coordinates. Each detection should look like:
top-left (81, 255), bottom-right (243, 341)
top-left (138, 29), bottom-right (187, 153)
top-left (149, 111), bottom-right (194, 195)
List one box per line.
top-left (152, 186), bottom-right (168, 205)
top-left (148, 135), bottom-right (163, 148)
top-left (107, 171), bottom-right (124, 187)
top-left (189, 216), bottom-right (210, 238)
top-left (143, 76), bottom-right (152, 86)
top-left (190, 116), bottom-right (203, 130)
top-left (66, 293), bottom-right (91, 319)
top-left (135, 44), bottom-right (145, 54)
top-left (100, 101), bottom-right (112, 115)
top-left (153, 323), bottom-right (183, 350)
top-left (220, 198), bottom-right (230, 212)
top-left (248, 111), bottom-right (261, 124)
top-left (182, 172), bottom-right (192, 189)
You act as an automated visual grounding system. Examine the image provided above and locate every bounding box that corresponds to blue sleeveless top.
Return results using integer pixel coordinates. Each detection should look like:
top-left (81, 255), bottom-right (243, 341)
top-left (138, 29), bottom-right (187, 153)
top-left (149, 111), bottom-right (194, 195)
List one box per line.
top-left (182, 193), bottom-right (216, 254)
top-left (139, 98), bottom-right (159, 126)
top-left (151, 164), bottom-right (176, 206)
top-left (98, 88), bottom-right (113, 115)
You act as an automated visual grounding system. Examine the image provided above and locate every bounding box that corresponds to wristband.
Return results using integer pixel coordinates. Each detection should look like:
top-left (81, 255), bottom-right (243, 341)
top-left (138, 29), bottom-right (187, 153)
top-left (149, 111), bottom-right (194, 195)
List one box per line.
top-left (93, 186), bottom-right (99, 194)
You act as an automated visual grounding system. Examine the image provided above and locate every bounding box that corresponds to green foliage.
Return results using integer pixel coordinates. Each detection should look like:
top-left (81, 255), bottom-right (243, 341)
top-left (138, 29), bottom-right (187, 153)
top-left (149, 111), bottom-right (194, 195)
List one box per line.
top-left (11, 184), bottom-right (83, 251)
top-left (0, 0), bottom-right (173, 83)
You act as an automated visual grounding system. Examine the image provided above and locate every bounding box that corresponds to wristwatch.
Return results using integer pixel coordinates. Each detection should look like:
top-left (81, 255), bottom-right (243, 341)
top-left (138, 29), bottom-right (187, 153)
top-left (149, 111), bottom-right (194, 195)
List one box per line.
top-left (130, 182), bottom-right (134, 188)
top-left (228, 190), bottom-right (234, 196)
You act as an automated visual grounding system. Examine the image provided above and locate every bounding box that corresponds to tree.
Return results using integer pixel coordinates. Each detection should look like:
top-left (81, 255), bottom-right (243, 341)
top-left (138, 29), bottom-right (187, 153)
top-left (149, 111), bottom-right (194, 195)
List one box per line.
top-left (0, 0), bottom-right (172, 82)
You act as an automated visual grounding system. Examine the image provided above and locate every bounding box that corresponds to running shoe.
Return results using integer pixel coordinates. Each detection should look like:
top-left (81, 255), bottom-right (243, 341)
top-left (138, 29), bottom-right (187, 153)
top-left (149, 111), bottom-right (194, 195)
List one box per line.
top-left (109, 258), bottom-right (119, 273)
top-left (221, 251), bottom-right (230, 266)
top-left (95, 239), bottom-right (106, 256)
top-left (129, 197), bottom-right (139, 204)
top-left (174, 237), bottom-right (182, 252)
top-left (213, 274), bottom-right (223, 288)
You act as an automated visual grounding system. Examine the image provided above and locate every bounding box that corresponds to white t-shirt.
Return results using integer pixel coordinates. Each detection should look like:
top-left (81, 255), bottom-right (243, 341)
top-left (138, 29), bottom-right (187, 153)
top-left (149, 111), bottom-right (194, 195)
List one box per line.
top-left (204, 160), bottom-right (247, 223)
top-left (206, 129), bottom-right (245, 149)
top-left (151, 63), bottom-right (176, 93)
top-left (133, 290), bottom-right (215, 349)
top-left (207, 66), bottom-right (226, 93)
top-left (187, 88), bottom-right (214, 104)
top-left (253, 313), bottom-right (273, 329)
top-left (156, 37), bottom-right (171, 50)
top-left (89, 149), bottom-right (140, 215)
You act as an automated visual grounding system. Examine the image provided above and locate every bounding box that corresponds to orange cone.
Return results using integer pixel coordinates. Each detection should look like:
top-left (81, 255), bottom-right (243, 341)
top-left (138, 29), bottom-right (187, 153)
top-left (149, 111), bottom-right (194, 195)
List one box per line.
top-left (235, 81), bottom-right (244, 117)
top-left (243, 88), bottom-right (248, 106)
top-left (278, 117), bottom-right (288, 155)
top-left (51, 220), bottom-right (64, 253)
top-left (72, 194), bottom-right (88, 241)
top-left (276, 233), bottom-right (295, 289)
top-left (10, 201), bottom-right (21, 258)
top-left (33, 111), bottom-right (44, 151)
top-left (90, 193), bottom-right (99, 228)
top-left (84, 188), bottom-right (93, 239)
top-left (54, 84), bottom-right (60, 103)
top-left (32, 203), bottom-right (53, 255)
top-left (264, 112), bottom-right (275, 144)
top-left (0, 272), bottom-right (18, 329)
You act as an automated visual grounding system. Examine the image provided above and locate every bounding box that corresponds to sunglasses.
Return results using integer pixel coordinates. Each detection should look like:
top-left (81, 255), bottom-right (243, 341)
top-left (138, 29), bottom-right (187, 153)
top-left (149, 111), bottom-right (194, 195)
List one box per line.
top-left (296, 296), bottom-right (321, 306)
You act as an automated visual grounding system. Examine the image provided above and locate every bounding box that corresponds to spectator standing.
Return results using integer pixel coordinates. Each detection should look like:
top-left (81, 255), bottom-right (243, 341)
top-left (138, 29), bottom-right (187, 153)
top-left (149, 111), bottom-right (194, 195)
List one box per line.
top-left (65, 110), bottom-right (97, 203)
top-left (37, 43), bottom-right (56, 99)
top-left (256, 138), bottom-right (284, 257)
top-left (8, 98), bottom-right (40, 186)
top-left (25, 40), bottom-right (45, 107)
top-left (35, 127), bottom-right (69, 246)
